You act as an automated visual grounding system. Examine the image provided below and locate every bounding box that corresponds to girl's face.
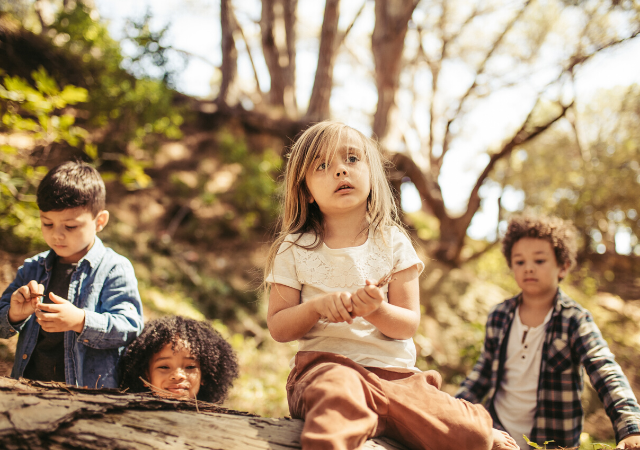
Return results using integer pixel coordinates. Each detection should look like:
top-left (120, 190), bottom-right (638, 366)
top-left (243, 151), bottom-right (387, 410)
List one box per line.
top-left (147, 340), bottom-right (202, 399)
top-left (305, 132), bottom-right (371, 219)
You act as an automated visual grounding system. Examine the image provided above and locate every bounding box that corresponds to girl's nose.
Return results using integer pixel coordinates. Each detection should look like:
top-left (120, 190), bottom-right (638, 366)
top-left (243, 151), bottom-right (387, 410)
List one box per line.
top-left (170, 368), bottom-right (186, 381)
top-left (334, 164), bottom-right (348, 177)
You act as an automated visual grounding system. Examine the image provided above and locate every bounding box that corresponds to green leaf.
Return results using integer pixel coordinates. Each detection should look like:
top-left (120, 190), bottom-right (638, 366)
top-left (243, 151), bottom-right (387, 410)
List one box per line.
top-left (0, 145), bottom-right (18, 155)
top-left (32, 67), bottom-right (59, 96)
top-left (58, 114), bottom-right (76, 130)
top-left (84, 143), bottom-right (98, 160)
top-left (523, 435), bottom-right (542, 449)
top-left (60, 85), bottom-right (88, 104)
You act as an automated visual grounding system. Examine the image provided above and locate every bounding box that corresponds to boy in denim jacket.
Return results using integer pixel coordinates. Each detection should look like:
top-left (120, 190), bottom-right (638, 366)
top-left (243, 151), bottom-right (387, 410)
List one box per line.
top-left (456, 214), bottom-right (640, 449)
top-left (0, 161), bottom-right (143, 388)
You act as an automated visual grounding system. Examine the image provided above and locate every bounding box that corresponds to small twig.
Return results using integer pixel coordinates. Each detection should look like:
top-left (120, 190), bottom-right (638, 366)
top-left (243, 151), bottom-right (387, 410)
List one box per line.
top-left (139, 376), bottom-right (200, 412)
top-left (375, 261), bottom-right (399, 288)
top-left (94, 375), bottom-right (101, 389)
top-left (319, 262), bottom-right (399, 328)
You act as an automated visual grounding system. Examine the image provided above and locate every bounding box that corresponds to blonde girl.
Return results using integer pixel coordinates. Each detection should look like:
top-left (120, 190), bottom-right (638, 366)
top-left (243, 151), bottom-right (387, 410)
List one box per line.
top-left (265, 121), bottom-right (510, 450)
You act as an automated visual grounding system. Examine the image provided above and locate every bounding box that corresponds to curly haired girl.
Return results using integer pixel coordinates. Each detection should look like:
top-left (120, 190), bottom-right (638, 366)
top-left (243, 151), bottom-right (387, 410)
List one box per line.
top-left (118, 316), bottom-right (238, 403)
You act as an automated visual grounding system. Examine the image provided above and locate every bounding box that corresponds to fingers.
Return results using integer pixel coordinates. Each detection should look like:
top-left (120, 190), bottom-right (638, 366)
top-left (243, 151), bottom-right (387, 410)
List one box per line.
top-left (363, 283), bottom-right (384, 300)
top-left (36, 302), bottom-right (61, 313)
top-left (316, 293), bottom-right (353, 323)
top-left (48, 292), bottom-right (68, 304)
top-left (327, 293), bottom-right (353, 323)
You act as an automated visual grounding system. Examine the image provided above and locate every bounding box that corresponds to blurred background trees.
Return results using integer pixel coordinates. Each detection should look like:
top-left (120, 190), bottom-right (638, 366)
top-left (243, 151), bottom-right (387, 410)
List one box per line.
top-left (1, 0), bottom-right (640, 446)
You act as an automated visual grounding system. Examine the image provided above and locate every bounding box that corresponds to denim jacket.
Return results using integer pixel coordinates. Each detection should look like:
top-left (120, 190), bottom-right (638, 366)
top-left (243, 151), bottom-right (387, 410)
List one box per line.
top-left (0, 237), bottom-right (143, 388)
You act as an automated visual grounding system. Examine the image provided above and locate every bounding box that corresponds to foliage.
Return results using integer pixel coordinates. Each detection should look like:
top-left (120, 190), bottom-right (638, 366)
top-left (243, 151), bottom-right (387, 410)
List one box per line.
top-left (218, 132), bottom-right (282, 235)
top-left (122, 9), bottom-right (187, 87)
top-left (492, 86), bottom-right (640, 257)
top-left (0, 67), bottom-right (89, 252)
top-left (46, 1), bottom-right (185, 189)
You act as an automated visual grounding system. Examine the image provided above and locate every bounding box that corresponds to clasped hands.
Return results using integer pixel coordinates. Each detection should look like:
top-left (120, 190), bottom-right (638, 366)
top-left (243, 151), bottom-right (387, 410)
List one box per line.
top-left (9, 280), bottom-right (86, 333)
top-left (311, 280), bottom-right (383, 324)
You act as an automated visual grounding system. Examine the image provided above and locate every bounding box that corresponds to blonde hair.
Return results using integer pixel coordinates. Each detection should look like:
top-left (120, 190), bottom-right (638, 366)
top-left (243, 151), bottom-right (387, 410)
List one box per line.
top-left (264, 120), bottom-right (406, 285)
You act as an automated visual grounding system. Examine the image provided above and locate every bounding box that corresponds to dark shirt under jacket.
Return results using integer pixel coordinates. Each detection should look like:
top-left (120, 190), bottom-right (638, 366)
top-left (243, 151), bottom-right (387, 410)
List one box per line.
top-left (22, 258), bottom-right (76, 382)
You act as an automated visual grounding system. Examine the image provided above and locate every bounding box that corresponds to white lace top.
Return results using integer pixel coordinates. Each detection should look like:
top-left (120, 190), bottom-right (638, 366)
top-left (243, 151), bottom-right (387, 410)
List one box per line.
top-left (267, 226), bottom-right (425, 371)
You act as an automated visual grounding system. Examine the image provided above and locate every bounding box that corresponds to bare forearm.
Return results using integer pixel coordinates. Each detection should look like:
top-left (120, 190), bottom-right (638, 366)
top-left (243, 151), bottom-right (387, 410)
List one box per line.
top-left (364, 301), bottom-right (419, 340)
top-left (268, 300), bottom-right (321, 342)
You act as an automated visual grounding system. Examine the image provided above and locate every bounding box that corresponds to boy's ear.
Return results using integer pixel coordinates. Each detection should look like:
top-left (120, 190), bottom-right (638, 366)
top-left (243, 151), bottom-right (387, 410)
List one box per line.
top-left (558, 261), bottom-right (570, 280)
top-left (95, 210), bottom-right (109, 232)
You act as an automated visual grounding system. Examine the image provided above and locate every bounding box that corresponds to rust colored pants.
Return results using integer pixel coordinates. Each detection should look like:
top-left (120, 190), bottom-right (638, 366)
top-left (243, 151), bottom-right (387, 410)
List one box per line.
top-left (287, 352), bottom-right (493, 450)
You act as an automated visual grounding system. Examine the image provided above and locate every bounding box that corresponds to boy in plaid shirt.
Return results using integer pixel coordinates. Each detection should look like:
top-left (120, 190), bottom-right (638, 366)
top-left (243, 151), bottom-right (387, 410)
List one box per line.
top-left (456, 214), bottom-right (640, 449)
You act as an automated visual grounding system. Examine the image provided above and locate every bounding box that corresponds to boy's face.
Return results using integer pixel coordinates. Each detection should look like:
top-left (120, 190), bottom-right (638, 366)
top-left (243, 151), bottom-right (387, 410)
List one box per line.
top-left (40, 207), bottom-right (109, 264)
top-left (147, 341), bottom-right (202, 399)
top-left (511, 237), bottom-right (569, 302)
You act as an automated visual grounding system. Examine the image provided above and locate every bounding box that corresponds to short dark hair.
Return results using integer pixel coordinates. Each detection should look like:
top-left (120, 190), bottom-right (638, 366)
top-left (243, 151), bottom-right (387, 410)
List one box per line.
top-left (118, 316), bottom-right (239, 404)
top-left (502, 213), bottom-right (578, 271)
top-left (37, 161), bottom-right (105, 216)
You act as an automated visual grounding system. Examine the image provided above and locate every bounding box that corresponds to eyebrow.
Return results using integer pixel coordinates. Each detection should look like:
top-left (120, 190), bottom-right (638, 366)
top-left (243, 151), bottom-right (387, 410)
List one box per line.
top-left (153, 355), bottom-right (197, 362)
top-left (40, 215), bottom-right (80, 222)
top-left (512, 250), bottom-right (549, 257)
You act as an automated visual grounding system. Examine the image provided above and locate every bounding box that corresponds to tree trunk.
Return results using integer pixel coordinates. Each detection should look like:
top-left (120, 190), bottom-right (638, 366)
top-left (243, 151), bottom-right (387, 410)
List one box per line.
top-left (218, 0), bottom-right (238, 106)
top-left (371, 0), bottom-right (417, 141)
top-left (305, 0), bottom-right (340, 122)
top-left (0, 377), bottom-right (408, 450)
top-left (261, 0), bottom-right (298, 115)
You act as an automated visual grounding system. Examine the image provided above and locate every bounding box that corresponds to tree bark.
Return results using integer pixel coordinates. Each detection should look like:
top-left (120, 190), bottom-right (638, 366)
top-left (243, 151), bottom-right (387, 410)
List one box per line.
top-left (371, 0), bottom-right (418, 141)
top-left (261, 0), bottom-right (298, 115)
top-left (0, 377), bottom-right (408, 450)
top-left (218, 0), bottom-right (238, 106)
top-left (305, 0), bottom-right (340, 122)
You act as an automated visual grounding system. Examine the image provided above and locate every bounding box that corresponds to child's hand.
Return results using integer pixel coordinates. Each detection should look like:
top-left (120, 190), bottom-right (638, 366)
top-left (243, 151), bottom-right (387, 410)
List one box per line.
top-left (310, 292), bottom-right (354, 324)
top-left (350, 280), bottom-right (384, 318)
top-left (8, 280), bottom-right (43, 324)
top-left (617, 433), bottom-right (640, 448)
top-left (491, 429), bottom-right (519, 450)
top-left (35, 293), bottom-right (86, 333)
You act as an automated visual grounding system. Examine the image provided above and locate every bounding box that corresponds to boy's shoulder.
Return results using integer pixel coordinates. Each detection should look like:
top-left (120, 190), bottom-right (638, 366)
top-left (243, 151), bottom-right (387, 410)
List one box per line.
top-left (555, 289), bottom-right (591, 322)
top-left (488, 290), bottom-right (589, 322)
top-left (22, 249), bottom-right (53, 266)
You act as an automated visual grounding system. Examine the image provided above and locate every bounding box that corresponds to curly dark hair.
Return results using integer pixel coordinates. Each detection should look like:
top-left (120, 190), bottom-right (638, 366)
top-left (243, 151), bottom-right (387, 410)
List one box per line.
top-left (502, 213), bottom-right (578, 273)
top-left (118, 316), bottom-right (239, 403)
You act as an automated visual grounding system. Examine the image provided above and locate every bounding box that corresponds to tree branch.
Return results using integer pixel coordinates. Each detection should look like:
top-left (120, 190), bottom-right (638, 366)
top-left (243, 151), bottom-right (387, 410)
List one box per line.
top-left (391, 152), bottom-right (449, 222)
top-left (460, 99), bottom-right (575, 229)
top-left (440, 1), bottom-right (533, 162)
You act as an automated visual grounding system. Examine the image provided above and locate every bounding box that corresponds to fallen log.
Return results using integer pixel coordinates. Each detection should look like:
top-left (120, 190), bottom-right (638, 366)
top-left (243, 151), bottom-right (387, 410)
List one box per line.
top-left (0, 376), bottom-right (407, 450)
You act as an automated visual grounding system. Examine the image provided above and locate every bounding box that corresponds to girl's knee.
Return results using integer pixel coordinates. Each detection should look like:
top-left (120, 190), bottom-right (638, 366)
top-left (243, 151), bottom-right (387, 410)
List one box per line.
top-left (304, 364), bottom-right (364, 400)
top-left (422, 370), bottom-right (442, 389)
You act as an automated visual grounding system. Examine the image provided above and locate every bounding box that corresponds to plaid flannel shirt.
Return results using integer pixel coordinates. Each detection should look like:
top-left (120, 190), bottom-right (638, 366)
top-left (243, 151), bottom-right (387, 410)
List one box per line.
top-left (455, 289), bottom-right (640, 448)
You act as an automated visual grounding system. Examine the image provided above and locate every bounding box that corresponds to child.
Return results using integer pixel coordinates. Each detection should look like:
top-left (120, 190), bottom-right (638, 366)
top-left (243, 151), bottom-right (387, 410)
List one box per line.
top-left (264, 121), bottom-right (509, 450)
top-left (456, 214), bottom-right (640, 449)
top-left (118, 316), bottom-right (238, 403)
top-left (0, 161), bottom-right (143, 388)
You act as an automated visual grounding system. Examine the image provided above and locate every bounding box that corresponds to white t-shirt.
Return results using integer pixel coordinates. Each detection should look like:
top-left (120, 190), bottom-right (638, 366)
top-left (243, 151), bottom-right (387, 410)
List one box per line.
top-left (493, 306), bottom-right (554, 450)
top-left (266, 226), bottom-right (424, 371)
